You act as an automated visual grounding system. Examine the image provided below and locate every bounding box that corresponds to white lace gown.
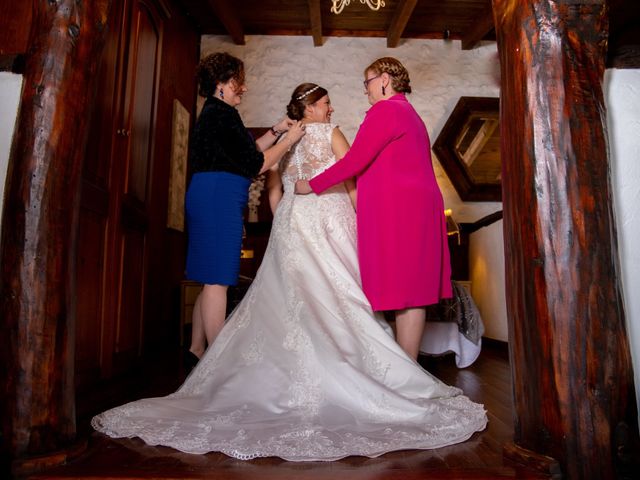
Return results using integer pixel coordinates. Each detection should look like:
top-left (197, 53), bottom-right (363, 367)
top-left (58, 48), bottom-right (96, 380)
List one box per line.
top-left (92, 123), bottom-right (487, 461)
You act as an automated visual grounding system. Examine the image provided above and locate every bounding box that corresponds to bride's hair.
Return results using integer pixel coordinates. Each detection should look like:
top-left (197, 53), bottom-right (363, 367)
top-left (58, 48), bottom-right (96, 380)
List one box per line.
top-left (286, 83), bottom-right (328, 120)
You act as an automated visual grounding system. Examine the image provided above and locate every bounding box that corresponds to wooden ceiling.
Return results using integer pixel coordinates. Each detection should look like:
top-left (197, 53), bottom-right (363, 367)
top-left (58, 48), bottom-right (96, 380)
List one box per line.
top-left (177, 0), bottom-right (493, 49)
top-left (176, 0), bottom-right (639, 65)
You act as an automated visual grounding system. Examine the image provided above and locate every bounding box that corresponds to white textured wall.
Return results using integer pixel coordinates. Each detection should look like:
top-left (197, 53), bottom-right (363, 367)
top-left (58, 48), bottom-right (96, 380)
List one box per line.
top-left (606, 68), bottom-right (640, 421)
top-left (0, 72), bottom-right (23, 231)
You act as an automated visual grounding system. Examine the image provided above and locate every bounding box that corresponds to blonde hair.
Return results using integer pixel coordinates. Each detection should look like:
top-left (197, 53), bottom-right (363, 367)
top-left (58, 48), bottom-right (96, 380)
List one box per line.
top-left (365, 57), bottom-right (411, 94)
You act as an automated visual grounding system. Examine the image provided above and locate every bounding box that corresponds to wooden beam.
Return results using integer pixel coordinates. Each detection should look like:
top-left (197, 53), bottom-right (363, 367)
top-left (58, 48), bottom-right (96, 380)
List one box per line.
top-left (607, 0), bottom-right (640, 67)
top-left (0, 0), bottom-right (113, 472)
top-left (607, 44), bottom-right (640, 68)
top-left (493, 0), bottom-right (639, 477)
top-left (206, 0), bottom-right (245, 45)
top-left (308, 0), bottom-right (323, 46)
top-left (461, 5), bottom-right (494, 50)
top-left (386, 0), bottom-right (417, 48)
top-left (0, 1), bottom-right (32, 71)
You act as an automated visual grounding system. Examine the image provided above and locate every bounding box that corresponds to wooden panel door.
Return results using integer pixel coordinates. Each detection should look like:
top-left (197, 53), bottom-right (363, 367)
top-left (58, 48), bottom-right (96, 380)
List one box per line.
top-left (75, 0), bottom-right (165, 387)
top-left (75, 0), bottom-right (125, 389)
top-left (110, 0), bottom-right (163, 373)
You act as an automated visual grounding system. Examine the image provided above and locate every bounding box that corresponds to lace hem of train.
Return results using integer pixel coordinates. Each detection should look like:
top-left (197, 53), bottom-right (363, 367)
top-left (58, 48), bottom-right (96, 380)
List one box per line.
top-left (91, 395), bottom-right (486, 461)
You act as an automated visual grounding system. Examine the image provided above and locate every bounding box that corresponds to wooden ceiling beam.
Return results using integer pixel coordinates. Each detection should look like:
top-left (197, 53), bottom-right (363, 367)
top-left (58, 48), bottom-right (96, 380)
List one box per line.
top-left (461, 6), bottom-right (494, 50)
top-left (206, 0), bottom-right (245, 45)
top-left (308, 0), bottom-right (323, 46)
top-left (386, 0), bottom-right (418, 48)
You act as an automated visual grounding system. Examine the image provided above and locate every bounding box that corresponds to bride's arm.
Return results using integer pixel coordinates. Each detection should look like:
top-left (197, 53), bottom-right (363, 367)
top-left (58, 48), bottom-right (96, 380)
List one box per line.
top-left (266, 165), bottom-right (283, 214)
top-left (331, 127), bottom-right (357, 209)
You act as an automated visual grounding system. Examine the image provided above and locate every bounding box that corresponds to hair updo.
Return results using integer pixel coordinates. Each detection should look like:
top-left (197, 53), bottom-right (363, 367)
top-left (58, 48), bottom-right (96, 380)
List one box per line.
top-left (196, 52), bottom-right (245, 98)
top-left (365, 57), bottom-right (411, 94)
top-left (286, 83), bottom-right (328, 121)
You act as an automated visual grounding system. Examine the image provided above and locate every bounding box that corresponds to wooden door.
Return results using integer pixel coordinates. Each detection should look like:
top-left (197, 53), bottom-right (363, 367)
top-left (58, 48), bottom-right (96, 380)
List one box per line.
top-left (75, 0), bottom-right (164, 387)
top-left (110, 0), bottom-right (163, 373)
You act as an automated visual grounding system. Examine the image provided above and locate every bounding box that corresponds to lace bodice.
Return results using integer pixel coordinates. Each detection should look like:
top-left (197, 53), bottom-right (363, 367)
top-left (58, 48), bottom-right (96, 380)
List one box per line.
top-left (280, 123), bottom-right (337, 192)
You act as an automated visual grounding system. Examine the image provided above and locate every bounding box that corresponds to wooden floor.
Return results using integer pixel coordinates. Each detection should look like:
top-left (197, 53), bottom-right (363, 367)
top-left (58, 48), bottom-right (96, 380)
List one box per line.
top-left (26, 344), bottom-right (550, 480)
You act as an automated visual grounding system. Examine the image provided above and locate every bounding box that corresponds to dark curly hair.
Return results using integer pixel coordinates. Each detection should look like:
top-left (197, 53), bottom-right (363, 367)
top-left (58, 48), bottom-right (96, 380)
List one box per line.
top-left (196, 52), bottom-right (245, 98)
top-left (365, 57), bottom-right (411, 94)
top-left (286, 83), bottom-right (328, 121)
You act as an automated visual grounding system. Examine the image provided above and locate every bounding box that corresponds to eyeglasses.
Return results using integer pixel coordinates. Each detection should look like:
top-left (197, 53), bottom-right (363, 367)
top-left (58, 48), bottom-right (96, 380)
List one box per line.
top-left (363, 75), bottom-right (381, 89)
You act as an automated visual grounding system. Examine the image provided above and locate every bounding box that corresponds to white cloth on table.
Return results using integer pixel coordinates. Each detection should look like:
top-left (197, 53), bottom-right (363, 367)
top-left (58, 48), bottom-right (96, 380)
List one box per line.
top-left (420, 321), bottom-right (484, 368)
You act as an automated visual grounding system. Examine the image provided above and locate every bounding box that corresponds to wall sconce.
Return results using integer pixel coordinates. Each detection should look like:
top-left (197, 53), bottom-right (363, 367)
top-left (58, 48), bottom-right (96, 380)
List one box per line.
top-left (445, 209), bottom-right (460, 245)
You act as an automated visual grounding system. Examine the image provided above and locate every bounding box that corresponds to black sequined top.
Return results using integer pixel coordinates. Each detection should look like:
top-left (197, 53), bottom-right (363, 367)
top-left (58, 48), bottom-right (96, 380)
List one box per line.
top-left (189, 97), bottom-right (265, 179)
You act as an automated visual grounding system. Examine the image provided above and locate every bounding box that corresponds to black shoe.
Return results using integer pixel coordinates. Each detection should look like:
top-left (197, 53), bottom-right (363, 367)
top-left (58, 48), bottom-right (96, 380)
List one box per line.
top-left (183, 350), bottom-right (200, 373)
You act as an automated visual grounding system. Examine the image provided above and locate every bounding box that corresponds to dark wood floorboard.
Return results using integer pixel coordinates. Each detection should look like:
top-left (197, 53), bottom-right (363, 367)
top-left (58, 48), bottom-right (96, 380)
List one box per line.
top-left (25, 345), bottom-right (550, 479)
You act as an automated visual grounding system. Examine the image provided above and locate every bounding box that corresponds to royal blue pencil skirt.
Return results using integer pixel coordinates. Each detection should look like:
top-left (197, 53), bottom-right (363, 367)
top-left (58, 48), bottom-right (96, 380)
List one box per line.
top-left (185, 171), bottom-right (250, 286)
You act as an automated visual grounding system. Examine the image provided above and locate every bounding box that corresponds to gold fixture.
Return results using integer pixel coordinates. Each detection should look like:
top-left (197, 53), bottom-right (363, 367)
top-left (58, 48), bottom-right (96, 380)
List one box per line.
top-left (331, 0), bottom-right (386, 15)
top-left (444, 209), bottom-right (461, 245)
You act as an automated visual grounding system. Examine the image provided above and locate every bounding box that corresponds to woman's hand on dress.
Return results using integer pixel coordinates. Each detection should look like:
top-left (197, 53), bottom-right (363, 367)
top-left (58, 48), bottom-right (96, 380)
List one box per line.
top-left (295, 180), bottom-right (312, 195)
top-left (286, 121), bottom-right (306, 145)
top-left (274, 117), bottom-right (295, 133)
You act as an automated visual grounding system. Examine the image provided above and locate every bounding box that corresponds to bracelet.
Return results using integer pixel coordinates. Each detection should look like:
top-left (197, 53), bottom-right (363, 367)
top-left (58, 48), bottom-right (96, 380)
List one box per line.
top-left (270, 126), bottom-right (282, 137)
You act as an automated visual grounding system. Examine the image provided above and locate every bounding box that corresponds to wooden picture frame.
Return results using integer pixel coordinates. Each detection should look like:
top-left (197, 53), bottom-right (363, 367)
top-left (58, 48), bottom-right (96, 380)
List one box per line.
top-left (167, 99), bottom-right (190, 231)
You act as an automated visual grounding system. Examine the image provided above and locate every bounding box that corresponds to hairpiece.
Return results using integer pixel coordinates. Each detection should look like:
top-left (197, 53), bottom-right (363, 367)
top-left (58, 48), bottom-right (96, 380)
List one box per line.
top-left (295, 85), bottom-right (321, 101)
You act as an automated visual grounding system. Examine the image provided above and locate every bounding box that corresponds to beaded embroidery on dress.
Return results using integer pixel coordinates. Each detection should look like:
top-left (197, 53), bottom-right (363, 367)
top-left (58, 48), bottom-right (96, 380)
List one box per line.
top-left (92, 123), bottom-right (487, 461)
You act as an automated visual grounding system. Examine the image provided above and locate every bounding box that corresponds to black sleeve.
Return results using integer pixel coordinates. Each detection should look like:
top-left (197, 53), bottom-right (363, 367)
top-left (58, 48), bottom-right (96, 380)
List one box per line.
top-left (220, 107), bottom-right (265, 178)
top-left (189, 100), bottom-right (265, 178)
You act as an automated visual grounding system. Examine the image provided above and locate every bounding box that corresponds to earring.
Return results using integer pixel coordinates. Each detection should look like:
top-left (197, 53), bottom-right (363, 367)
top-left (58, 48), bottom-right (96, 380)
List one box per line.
top-left (382, 85), bottom-right (386, 96)
top-left (219, 88), bottom-right (224, 99)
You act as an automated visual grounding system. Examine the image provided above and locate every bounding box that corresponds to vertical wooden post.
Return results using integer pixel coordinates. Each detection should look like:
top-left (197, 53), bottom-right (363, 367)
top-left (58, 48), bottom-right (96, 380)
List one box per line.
top-left (0, 0), bottom-right (112, 474)
top-left (493, 0), bottom-right (639, 477)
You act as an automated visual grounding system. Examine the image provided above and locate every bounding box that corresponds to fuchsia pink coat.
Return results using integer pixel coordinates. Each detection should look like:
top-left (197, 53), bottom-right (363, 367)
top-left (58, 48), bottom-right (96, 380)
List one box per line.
top-left (310, 94), bottom-right (452, 311)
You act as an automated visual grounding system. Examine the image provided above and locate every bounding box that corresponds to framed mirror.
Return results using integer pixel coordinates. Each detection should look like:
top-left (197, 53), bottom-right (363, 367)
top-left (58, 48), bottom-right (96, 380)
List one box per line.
top-left (433, 97), bottom-right (501, 202)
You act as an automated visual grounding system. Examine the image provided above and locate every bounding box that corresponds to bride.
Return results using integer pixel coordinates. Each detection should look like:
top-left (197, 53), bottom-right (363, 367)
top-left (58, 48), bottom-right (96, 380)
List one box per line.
top-left (92, 83), bottom-right (487, 461)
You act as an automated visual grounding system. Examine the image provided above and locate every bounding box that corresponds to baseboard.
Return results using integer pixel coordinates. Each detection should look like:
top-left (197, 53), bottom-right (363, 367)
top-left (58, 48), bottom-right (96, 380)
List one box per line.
top-left (482, 336), bottom-right (509, 359)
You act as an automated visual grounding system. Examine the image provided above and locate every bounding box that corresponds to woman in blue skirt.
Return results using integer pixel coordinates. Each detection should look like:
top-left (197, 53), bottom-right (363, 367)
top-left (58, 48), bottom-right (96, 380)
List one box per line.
top-left (186, 52), bottom-right (305, 362)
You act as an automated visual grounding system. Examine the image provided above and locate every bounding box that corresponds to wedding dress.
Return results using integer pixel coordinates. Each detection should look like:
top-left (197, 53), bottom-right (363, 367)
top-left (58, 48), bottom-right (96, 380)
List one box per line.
top-left (92, 123), bottom-right (487, 461)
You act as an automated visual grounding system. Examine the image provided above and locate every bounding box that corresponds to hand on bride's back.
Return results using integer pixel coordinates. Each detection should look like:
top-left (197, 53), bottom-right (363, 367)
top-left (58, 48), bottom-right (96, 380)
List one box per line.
top-left (287, 121), bottom-right (306, 143)
top-left (295, 180), bottom-right (312, 195)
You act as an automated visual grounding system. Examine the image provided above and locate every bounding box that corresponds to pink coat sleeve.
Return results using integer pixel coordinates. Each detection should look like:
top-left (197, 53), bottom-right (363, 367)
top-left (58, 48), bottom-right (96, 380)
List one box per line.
top-left (309, 102), bottom-right (397, 193)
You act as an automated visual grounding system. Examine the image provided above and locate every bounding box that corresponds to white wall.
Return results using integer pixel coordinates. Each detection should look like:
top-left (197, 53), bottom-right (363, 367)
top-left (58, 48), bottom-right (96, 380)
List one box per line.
top-left (606, 68), bottom-right (640, 421)
top-left (0, 72), bottom-right (23, 230)
top-left (470, 220), bottom-right (508, 341)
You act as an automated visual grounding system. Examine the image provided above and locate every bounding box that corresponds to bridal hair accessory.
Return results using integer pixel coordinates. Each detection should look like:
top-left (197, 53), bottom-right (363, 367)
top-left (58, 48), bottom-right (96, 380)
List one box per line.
top-left (296, 85), bottom-right (321, 101)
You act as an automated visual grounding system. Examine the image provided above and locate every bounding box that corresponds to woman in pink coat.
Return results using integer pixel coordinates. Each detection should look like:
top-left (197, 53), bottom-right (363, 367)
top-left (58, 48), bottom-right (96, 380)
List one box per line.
top-left (296, 57), bottom-right (451, 359)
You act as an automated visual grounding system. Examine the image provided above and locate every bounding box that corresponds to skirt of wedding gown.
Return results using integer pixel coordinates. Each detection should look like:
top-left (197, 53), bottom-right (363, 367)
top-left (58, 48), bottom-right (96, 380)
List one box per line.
top-left (92, 185), bottom-right (487, 461)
